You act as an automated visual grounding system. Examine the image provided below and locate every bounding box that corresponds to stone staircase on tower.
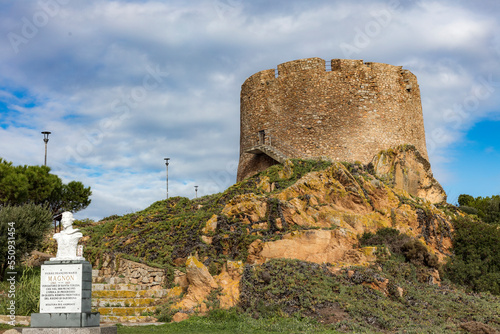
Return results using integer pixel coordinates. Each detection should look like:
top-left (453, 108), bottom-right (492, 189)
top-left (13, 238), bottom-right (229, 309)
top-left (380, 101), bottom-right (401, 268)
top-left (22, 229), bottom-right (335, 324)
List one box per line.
top-left (244, 132), bottom-right (295, 164)
top-left (245, 144), bottom-right (289, 164)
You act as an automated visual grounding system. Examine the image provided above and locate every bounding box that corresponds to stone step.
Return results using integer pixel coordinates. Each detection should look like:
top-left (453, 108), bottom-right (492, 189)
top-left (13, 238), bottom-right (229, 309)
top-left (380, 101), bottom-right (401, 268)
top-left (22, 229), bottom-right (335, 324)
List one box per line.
top-left (100, 315), bottom-right (159, 324)
top-left (92, 283), bottom-right (156, 291)
top-left (92, 289), bottom-right (167, 299)
top-left (92, 298), bottom-right (158, 307)
top-left (93, 276), bottom-right (129, 284)
top-left (97, 306), bottom-right (157, 317)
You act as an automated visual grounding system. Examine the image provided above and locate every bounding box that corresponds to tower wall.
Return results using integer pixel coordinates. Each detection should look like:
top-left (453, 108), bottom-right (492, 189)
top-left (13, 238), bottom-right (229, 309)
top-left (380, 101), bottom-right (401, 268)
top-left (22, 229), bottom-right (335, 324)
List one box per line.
top-left (237, 58), bottom-right (429, 181)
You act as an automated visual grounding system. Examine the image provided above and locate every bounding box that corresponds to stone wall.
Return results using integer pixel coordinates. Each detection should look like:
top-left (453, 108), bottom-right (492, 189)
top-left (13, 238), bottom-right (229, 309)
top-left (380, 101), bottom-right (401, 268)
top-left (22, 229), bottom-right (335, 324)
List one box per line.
top-left (95, 254), bottom-right (166, 288)
top-left (237, 57), bottom-right (429, 181)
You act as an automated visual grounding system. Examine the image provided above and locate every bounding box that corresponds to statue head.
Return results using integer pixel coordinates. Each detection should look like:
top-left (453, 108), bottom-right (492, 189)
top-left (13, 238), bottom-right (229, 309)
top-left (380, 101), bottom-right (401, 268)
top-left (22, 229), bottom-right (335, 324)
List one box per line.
top-left (61, 211), bottom-right (75, 230)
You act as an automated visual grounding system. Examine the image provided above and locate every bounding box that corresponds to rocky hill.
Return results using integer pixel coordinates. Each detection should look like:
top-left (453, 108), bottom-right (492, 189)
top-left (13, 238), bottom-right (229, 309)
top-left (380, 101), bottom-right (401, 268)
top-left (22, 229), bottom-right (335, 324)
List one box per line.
top-left (74, 145), bottom-right (499, 333)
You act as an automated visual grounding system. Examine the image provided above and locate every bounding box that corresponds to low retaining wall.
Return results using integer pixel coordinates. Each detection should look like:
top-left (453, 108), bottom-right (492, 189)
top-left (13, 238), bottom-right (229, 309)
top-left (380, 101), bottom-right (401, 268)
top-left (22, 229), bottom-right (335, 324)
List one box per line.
top-left (95, 255), bottom-right (166, 288)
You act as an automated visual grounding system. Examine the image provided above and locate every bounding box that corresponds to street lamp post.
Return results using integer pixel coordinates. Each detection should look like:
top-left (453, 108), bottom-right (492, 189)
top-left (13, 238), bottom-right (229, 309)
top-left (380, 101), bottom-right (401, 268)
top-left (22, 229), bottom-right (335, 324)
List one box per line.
top-left (164, 158), bottom-right (170, 199)
top-left (194, 185), bottom-right (198, 199)
top-left (41, 131), bottom-right (51, 166)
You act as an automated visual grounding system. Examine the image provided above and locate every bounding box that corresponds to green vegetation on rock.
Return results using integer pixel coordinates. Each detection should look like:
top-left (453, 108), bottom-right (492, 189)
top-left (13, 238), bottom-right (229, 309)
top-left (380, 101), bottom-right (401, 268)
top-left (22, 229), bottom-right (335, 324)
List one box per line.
top-left (359, 228), bottom-right (439, 270)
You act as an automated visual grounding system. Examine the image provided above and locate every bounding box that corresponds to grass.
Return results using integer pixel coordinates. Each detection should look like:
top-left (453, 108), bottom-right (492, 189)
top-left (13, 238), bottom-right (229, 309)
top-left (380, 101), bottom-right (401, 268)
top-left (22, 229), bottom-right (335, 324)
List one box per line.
top-left (116, 309), bottom-right (339, 334)
top-left (0, 266), bottom-right (40, 316)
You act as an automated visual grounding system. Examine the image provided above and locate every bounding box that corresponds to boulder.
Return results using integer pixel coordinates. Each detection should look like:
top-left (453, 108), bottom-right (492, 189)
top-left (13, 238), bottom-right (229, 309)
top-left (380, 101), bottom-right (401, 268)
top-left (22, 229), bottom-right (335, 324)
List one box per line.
top-left (175, 256), bottom-right (218, 310)
top-left (221, 193), bottom-right (268, 223)
top-left (214, 261), bottom-right (244, 309)
top-left (172, 312), bottom-right (190, 322)
top-left (174, 257), bottom-right (243, 314)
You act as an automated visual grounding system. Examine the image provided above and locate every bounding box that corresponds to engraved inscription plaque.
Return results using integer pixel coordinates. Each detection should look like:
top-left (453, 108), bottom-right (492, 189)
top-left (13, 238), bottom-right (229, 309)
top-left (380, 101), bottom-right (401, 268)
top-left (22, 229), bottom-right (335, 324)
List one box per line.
top-left (40, 264), bottom-right (83, 313)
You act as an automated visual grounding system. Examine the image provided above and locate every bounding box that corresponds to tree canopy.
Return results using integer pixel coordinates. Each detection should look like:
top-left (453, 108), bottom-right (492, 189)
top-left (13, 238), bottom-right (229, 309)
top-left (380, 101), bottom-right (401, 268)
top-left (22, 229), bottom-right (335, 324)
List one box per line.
top-left (458, 193), bottom-right (500, 225)
top-left (0, 158), bottom-right (91, 214)
top-left (0, 159), bottom-right (92, 280)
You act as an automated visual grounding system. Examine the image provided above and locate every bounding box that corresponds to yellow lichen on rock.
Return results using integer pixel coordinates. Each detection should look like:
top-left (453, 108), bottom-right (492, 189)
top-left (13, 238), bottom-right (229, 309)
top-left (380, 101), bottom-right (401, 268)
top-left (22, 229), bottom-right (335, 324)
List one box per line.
top-left (175, 256), bottom-right (218, 311)
top-left (170, 257), bottom-right (245, 322)
top-left (256, 175), bottom-right (274, 192)
top-left (278, 159), bottom-right (294, 179)
top-left (221, 193), bottom-right (267, 223)
top-left (214, 260), bottom-right (244, 309)
top-left (167, 286), bottom-right (184, 299)
top-left (202, 214), bottom-right (218, 234)
top-left (240, 157), bottom-right (453, 268)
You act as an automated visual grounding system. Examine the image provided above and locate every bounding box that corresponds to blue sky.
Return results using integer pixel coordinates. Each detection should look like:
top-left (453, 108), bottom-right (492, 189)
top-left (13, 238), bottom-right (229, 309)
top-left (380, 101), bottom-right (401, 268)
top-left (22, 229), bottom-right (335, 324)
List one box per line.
top-left (0, 0), bottom-right (499, 220)
top-left (444, 120), bottom-right (500, 203)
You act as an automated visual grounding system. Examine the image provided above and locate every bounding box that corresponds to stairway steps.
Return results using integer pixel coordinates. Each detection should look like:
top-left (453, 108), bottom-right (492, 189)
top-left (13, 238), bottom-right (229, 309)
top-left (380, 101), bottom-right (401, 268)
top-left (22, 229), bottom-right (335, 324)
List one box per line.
top-left (93, 289), bottom-right (167, 298)
top-left (92, 283), bottom-right (154, 291)
top-left (246, 144), bottom-right (289, 164)
top-left (93, 277), bottom-right (128, 284)
top-left (91, 277), bottom-right (169, 323)
top-left (97, 306), bottom-right (157, 317)
top-left (92, 298), bottom-right (158, 307)
top-left (99, 315), bottom-right (158, 324)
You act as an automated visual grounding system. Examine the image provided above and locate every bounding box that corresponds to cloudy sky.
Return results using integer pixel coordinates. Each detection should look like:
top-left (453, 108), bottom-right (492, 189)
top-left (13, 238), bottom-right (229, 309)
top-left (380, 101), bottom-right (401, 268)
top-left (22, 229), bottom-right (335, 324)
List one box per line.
top-left (1, 0), bottom-right (499, 220)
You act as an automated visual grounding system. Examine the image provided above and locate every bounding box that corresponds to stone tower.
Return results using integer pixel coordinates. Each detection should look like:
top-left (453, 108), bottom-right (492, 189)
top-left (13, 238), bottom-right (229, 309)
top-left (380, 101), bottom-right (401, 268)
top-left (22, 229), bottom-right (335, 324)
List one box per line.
top-left (237, 57), bottom-right (429, 181)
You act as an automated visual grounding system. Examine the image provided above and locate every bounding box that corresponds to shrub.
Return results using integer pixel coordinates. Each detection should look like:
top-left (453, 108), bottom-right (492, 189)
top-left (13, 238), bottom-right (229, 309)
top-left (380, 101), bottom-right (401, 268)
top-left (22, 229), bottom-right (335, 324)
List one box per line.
top-left (401, 239), bottom-right (439, 269)
top-left (239, 259), bottom-right (338, 318)
top-left (359, 227), bottom-right (438, 269)
top-left (444, 216), bottom-right (500, 295)
top-left (458, 206), bottom-right (478, 215)
top-left (0, 204), bottom-right (53, 280)
top-left (359, 227), bottom-right (409, 254)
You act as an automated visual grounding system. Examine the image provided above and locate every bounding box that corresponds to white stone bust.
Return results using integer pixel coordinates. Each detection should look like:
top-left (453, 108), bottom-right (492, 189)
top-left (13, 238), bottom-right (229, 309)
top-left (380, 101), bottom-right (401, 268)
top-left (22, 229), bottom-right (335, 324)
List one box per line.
top-left (50, 211), bottom-right (85, 261)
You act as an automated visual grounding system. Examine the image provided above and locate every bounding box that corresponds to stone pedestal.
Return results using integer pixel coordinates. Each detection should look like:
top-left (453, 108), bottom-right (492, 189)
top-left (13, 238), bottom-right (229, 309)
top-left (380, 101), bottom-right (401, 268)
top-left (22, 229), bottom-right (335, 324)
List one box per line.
top-left (30, 313), bottom-right (100, 328)
top-left (30, 261), bottom-right (99, 328)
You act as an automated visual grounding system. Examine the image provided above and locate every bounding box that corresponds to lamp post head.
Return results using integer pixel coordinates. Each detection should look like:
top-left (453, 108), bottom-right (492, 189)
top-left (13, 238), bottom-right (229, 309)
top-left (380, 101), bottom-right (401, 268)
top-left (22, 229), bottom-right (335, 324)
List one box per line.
top-left (42, 131), bottom-right (51, 143)
top-left (164, 157), bottom-right (170, 166)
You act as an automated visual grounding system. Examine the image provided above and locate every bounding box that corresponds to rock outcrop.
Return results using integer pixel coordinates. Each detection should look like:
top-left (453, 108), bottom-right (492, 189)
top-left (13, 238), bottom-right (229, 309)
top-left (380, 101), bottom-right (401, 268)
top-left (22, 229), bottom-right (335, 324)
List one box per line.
top-left (370, 145), bottom-right (447, 204)
top-left (204, 154), bottom-right (452, 269)
top-left (172, 256), bottom-right (243, 319)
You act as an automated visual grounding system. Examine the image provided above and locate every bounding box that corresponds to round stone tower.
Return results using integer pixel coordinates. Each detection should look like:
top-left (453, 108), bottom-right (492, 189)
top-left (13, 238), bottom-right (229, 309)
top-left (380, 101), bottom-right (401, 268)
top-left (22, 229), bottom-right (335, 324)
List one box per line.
top-left (237, 57), bottom-right (429, 181)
